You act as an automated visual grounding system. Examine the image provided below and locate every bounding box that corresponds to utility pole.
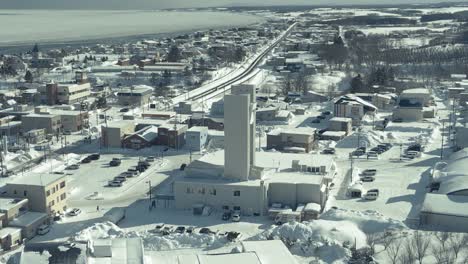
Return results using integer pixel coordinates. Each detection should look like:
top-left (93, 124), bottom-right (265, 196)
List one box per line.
top-left (441, 121), bottom-right (445, 159)
top-left (146, 180), bottom-right (152, 210)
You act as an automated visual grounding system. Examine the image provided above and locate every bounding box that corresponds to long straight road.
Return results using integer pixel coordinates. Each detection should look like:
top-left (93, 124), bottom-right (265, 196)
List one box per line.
top-left (170, 22), bottom-right (298, 106)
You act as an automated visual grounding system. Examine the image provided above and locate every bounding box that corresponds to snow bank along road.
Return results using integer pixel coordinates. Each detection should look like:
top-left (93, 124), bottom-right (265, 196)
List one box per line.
top-left (170, 22), bottom-right (298, 105)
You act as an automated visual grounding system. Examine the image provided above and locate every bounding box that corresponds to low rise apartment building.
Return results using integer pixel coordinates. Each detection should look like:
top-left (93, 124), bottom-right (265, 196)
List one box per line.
top-left (39, 82), bottom-right (91, 105)
top-left (101, 121), bottom-right (135, 148)
top-left (21, 113), bottom-right (61, 134)
top-left (3, 173), bottom-right (68, 216)
top-left (266, 128), bottom-right (316, 153)
top-left (116, 86), bottom-right (153, 106)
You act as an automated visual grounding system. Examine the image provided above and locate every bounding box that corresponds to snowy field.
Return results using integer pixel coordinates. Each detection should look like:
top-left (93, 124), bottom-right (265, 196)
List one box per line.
top-left (0, 10), bottom-right (262, 45)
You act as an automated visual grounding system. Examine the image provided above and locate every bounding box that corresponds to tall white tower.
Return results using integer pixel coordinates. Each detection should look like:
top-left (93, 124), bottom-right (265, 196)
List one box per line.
top-left (224, 84), bottom-right (256, 181)
top-left (231, 84), bottom-right (256, 166)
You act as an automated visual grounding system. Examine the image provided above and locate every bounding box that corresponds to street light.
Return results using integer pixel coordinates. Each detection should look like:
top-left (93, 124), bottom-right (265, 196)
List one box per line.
top-left (146, 180), bottom-right (152, 210)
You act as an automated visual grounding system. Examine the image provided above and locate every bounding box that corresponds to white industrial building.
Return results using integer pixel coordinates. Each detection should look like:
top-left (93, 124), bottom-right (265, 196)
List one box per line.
top-left (420, 148), bottom-right (468, 231)
top-left (174, 84), bottom-right (337, 215)
top-left (186, 126), bottom-right (208, 151)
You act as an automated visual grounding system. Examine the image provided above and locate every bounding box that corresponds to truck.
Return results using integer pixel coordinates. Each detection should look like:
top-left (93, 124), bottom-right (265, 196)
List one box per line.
top-left (274, 211), bottom-right (302, 225)
top-left (303, 203), bottom-right (321, 221)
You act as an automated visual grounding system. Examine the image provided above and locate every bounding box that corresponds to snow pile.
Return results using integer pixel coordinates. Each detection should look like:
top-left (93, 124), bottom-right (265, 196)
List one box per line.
top-left (251, 220), bottom-right (364, 263)
top-left (74, 222), bottom-right (124, 242)
top-left (73, 222), bottom-right (229, 252)
top-left (320, 209), bottom-right (406, 234)
top-left (250, 208), bottom-right (407, 263)
top-left (127, 231), bottom-right (227, 251)
top-left (310, 72), bottom-right (351, 93)
top-left (336, 129), bottom-right (384, 149)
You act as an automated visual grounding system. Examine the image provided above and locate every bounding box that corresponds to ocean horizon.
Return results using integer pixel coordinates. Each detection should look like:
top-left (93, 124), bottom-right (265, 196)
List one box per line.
top-left (0, 10), bottom-right (263, 47)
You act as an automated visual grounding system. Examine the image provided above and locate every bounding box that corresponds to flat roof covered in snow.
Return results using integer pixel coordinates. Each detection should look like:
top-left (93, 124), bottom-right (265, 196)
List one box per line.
top-left (421, 193), bottom-right (468, 218)
top-left (8, 173), bottom-right (66, 187)
top-left (9, 212), bottom-right (47, 227)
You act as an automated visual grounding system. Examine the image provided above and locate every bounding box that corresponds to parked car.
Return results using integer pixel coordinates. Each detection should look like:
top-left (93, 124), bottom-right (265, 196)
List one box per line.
top-left (127, 167), bottom-right (140, 177)
top-left (146, 156), bottom-right (155, 162)
top-left (186, 226), bottom-right (195, 234)
top-left (109, 181), bottom-right (123, 187)
top-left (227, 231), bottom-right (242, 242)
top-left (199, 227), bottom-right (214, 234)
top-left (405, 151), bottom-right (421, 159)
top-left (37, 224), bottom-right (50, 235)
top-left (370, 147), bottom-right (385, 154)
top-left (317, 115), bottom-right (326, 120)
top-left (66, 164), bottom-right (80, 170)
top-left (114, 176), bottom-right (127, 182)
top-left (367, 152), bottom-right (379, 159)
top-left (322, 111), bottom-right (331, 115)
top-left (120, 107), bottom-right (129, 113)
top-left (393, 118), bottom-right (403, 123)
top-left (162, 226), bottom-right (173, 236)
top-left (361, 175), bottom-right (376, 182)
top-left (88, 153), bottom-right (100, 160)
top-left (175, 226), bottom-right (186, 233)
top-left (68, 208), bottom-right (82, 216)
top-left (136, 165), bottom-right (146, 173)
top-left (150, 224), bottom-right (165, 234)
top-left (364, 189), bottom-right (379, 200)
top-left (180, 164), bottom-right (187, 171)
top-left (322, 148), bottom-right (336, 155)
top-left (222, 211), bottom-right (232, 221)
top-left (311, 119), bottom-right (321, 124)
top-left (351, 150), bottom-right (366, 157)
top-left (232, 212), bottom-right (241, 222)
top-left (361, 169), bottom-right (377, 176)
top-left (109, 158), bottom-right (121, 167)
top-left (81, 157), bottom-right (92, 164)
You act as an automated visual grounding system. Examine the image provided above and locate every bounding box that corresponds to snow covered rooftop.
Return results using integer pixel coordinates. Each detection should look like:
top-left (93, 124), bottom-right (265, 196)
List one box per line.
top-left (401, 88), bottom-right (430, 95)
top-left (8, 172), bottom-right (66, 187)
top-left (0, 198), bottom-right (27, 211)
top-left (421, 193), bottom-right (468, 218)
top-left (9, 211), bottom-right (47, 227)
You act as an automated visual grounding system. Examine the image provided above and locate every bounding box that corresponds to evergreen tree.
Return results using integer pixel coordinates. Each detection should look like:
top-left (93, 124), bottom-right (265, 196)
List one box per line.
top-left (24, 70), bottom-right (33, 83)
top-left (167, 45), bottom-right (181, 62)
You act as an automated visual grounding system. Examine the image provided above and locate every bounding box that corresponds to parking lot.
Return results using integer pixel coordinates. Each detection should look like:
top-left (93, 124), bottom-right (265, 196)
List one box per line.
top-left (65, 154), bottom-right (166, 201)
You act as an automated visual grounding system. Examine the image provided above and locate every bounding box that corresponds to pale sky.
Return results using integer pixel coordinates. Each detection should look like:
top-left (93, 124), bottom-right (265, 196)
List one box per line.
top-left (0, 0), bottom-right (461, 9)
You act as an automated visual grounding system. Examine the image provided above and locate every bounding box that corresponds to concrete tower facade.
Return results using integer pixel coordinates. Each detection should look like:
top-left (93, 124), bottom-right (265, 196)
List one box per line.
top-left (231, 84), bottom-right (256, 166)
top-left (224, 94), bottom-right (251, 181)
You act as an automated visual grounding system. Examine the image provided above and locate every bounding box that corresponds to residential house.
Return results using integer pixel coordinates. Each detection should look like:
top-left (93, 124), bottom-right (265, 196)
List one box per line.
top-left (122, 126), bottom-right (158, 150)
top-left (157, 124), bottom-right (187, 149)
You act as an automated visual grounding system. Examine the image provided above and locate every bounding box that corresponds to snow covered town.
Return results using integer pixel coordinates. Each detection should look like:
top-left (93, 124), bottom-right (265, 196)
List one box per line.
top-left (1, 2), bottom-right (468, 263)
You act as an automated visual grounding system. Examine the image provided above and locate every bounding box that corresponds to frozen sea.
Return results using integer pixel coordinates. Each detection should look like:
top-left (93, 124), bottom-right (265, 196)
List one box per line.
top-left (0, 10), bottom-right (262, 46)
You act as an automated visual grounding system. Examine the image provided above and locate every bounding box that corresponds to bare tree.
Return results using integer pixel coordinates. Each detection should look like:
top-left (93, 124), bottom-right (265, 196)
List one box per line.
top-left (366, 232), bottom-right (380, 256)
top-left (382, 233), bottom-right (395, 251)
top-left (432, 242), bottom-right (456, 264)
top-left (399, 238), bottom-right (416, 264)
top-left (386, 238), bottom-right (403, 264)
top-left (434, 232), bottom-right (450, 250)
top-left (412, 231), bottom-right (431, 264)
top-left (448, 233), bottom-right (468, 261)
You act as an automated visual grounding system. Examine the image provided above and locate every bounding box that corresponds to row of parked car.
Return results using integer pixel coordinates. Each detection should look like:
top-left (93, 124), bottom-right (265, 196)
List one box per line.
top-left (64, 153), bottom-right (100, 170)
top-left (150, 224), bottom-right (242, 241)
top-left (350, 143), bottom-right (392, 159)
top-left (108, 157), bottom-right (155, 187)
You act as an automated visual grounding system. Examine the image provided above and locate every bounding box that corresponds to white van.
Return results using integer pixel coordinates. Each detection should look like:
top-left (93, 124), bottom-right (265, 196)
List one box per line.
top-left (364, 189), bottom-right (379, 200)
